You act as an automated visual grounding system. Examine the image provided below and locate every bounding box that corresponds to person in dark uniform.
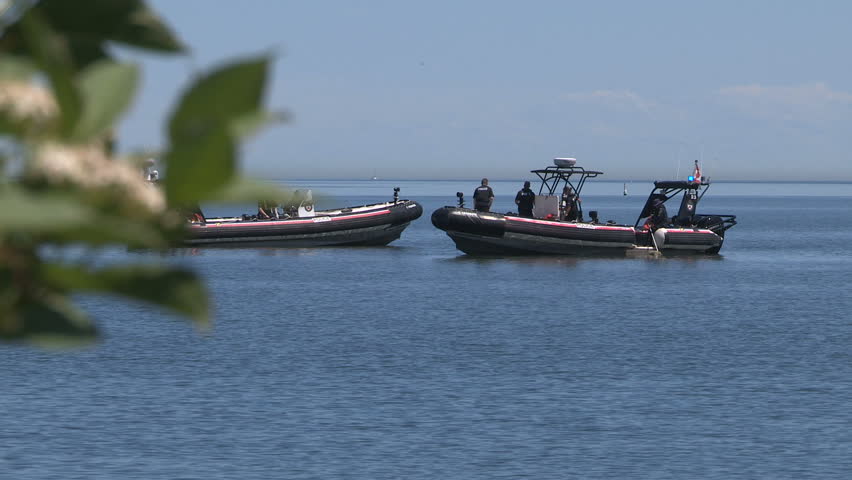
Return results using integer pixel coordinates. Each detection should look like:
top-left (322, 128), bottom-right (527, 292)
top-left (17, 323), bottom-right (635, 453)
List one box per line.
top-left (473, 178), bottom-right (494, 212)
top-left (514, 180), bottom-right (535, 218)
top-left (561, 186), bottom-right (579, 221)
top-left (646, 197), bottom-right (669, 229)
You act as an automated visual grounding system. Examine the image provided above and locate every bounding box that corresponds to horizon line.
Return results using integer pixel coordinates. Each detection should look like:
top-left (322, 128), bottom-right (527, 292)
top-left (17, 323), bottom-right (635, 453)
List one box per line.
top-left (261, 178), bottom-right (852, 185)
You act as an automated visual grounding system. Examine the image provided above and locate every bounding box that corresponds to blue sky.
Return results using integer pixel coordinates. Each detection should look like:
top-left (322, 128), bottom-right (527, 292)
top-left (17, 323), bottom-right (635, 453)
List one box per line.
top-left (118, 0), bottom-right (852, 181)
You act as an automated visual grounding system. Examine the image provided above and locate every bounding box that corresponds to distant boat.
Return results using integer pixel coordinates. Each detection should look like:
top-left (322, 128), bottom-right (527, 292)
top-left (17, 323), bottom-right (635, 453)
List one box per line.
top-left (623, 183), bottom-right (628, 196)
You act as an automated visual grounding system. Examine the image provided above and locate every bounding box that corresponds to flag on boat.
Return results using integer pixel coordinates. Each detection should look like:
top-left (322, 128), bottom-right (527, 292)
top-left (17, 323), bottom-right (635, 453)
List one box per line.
top-left (691, 160), bottom-right (702, 184)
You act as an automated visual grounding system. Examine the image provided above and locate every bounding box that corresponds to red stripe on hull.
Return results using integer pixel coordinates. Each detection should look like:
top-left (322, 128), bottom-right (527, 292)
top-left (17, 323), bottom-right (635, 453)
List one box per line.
top-left (508, 216), bottom-right (635, 232)
top-left (191, 209), bottom-right (392, 229)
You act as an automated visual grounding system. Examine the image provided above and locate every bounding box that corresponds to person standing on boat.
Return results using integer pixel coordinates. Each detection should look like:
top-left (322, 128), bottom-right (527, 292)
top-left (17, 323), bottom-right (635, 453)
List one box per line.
top-left (473, 178), bottom-right (494, 212)
top-left (515, 180), bottom-right (535, 218)
top-left (561, 186), bottom-right (579, 221)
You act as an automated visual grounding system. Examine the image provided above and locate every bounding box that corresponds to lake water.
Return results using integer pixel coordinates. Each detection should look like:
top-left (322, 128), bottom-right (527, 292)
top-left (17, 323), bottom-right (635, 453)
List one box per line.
top-left (2, 180), bottom-right (851, 479)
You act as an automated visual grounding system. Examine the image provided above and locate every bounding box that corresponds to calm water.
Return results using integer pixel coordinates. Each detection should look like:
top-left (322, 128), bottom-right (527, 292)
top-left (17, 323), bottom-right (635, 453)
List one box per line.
top-left (2, 180), bottom-right (851, 479)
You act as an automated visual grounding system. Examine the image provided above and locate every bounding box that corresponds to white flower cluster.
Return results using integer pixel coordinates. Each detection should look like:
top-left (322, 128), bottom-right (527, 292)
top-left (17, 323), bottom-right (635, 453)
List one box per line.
top-left (0, 80), bottom-right (58, 129)
top-left (32, 142), bottom-right (166, 214)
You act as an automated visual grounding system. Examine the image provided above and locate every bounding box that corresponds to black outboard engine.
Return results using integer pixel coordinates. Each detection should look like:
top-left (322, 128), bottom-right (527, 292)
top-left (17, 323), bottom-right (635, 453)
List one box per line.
top-left (456, 192), bottom-right (465, 208)
top-left (393, 187), bottom-right (400, 204)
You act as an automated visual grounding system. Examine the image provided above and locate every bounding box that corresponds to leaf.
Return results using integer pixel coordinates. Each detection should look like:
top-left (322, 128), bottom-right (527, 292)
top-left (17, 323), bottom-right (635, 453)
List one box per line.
top-left (0, 56), bottom-right (38, 80)
top-left (106, 0), bottom-right (185, 53)
top-left (0, 111), bottom-right (27, 138)
top-left (206, 177), bottom-right (293, 204)
top-left (163, 56), bottom-right (275, 206)
top-left (17, 8), bottom-right (82, 138)
top-left (42, 263), bottom-right (210, 328)
top-left (163, 125), bottom-right (236, 206)
top-left (1, 1), bottom-right (183, 68)
top-left (168, 56), bottom-right (269, 143)
top-left (0, 187), bottom-right (170, 248)
top-left (73, 61), bottom-right (139, 141)
top-left (0, 186), bottom-right (95, 234)
top-left (1, 294), bottom-right (98, 347)
top-left (229, 110), bottom-right (289, 139)
top-left (47, 216), bottom-right (172, 249)
top-left (38, 0), bottom-right (184, 60)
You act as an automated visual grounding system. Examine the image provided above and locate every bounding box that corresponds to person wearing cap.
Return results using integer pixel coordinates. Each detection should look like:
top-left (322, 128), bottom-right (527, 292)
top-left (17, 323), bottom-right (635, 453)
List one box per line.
top-left (514, 180), bottom-right (535, 218)
top-left (472, 178), bottom-right (494, 212)
top-left (648, 196), bottom-right (669, 229)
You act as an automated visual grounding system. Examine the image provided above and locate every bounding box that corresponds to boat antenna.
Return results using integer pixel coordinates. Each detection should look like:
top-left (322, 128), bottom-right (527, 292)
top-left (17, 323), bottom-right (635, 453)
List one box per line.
top-left (675, 147), bottom-right (681, 179)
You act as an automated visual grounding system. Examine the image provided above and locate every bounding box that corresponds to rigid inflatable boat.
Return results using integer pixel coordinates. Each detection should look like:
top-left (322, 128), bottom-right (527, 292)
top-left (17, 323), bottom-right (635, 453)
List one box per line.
top-left (186, 188), bottom-right (423, 247)
top-left (431, 159), bottom-right (736, 256)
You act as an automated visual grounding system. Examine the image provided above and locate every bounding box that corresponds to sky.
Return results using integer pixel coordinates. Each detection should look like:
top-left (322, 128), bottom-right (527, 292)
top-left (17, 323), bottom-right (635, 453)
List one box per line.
top-left (116, 0), bottom-right (852, 181)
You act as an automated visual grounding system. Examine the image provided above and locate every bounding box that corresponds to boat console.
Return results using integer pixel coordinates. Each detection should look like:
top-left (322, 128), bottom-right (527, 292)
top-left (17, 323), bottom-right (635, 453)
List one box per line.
top-left (634, 179), bottom-right (737, 234)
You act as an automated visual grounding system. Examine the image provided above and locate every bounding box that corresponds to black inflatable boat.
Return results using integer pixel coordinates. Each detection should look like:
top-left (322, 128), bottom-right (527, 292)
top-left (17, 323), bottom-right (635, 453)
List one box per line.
top-left (186, 188), bottom-right (423, 248)
top-left (431, 159), bottom-right (736, 256)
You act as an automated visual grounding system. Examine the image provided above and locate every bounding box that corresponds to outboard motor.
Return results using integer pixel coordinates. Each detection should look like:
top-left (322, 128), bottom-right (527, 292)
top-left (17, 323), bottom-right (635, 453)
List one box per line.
top-left (456, 192), bottom-right (465, 208)
top-left (393, 187), bottom-right (400, 204)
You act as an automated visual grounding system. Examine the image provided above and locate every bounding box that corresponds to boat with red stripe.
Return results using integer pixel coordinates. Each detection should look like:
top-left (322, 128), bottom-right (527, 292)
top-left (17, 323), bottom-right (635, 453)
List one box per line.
top-left (431, 158), bottom-right (736, 256)
top-left (186, 188), bottom-right (422, 247)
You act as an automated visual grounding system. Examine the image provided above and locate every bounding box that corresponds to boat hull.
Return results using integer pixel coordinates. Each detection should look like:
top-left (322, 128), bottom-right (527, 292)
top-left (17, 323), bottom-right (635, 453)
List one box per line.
top-left (186, 200), bottom-right (422, 248)
top-left (431, 207), bottom-right (724, 256)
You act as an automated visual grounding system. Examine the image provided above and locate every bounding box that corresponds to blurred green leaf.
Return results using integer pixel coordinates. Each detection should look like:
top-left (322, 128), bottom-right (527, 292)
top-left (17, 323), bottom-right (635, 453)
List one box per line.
top-left (2, 294), bottom-right (98, 347)
top-left (0, 186), bottom-right (95, 233)
top-left (0, 2), bottom-right (282, 346)
top-left (17, 7), bottom-right (81, 137)
top-left (0, 55), bottom-right (37, 80)
top-left (42, 263), bottom-right (210, 327)
top-left (168, 56), bottom-right (269, 143)
top-left (46, 216), bottom-right (173, 249)
top-left (164, 125), bottom-right (236, 206)
top-left (207, 176), bottom-right (293, 204)
top-left (73, 61), bottom-right (139, 141)
top-left (230, 110), bottom-right (289, 139)
top-left (0, 111), bottom-right (26, 137)
top-left (1, 1), bottom-right (183, 68)
top-left (163, 56), bottom-right (274, 206)
top-left (37, 0), bottom-right (183, 64)
top-left (0, 187), bottom-right (169, 247)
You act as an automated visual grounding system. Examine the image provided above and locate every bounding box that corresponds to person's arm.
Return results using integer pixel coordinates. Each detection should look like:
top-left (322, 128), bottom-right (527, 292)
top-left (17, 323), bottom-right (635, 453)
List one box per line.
top-left (515, 191), bottom-right (521, 205)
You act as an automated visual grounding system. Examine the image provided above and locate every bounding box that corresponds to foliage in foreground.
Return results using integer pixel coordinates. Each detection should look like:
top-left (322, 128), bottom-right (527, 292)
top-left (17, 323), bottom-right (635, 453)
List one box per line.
top-left (0, 0), bottom-right (284, 346)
